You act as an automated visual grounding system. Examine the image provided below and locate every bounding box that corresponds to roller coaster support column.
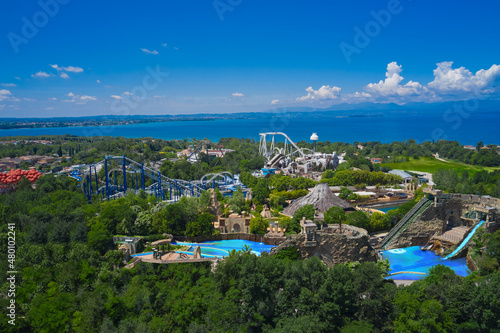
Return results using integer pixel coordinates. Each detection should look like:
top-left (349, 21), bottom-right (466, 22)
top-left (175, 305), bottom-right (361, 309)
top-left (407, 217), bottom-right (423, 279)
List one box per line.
top-left (141, 163), bottom-right (145, 191)
top-left (105, 157), bottom-right (109, 201)
top-left (94, 166), bottom-right (98, 197)
top-left (86, 165), bottom-right (92, 203)
top-left (122, 155), bottom-right (127, 192)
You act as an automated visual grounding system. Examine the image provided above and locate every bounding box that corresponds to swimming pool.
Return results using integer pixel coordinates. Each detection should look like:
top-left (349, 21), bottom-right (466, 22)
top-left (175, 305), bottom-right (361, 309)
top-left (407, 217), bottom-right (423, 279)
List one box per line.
top-left (378, 206), bottom-right (400, 213)
top-left (172, 239), bottom-right (276, 258)
top-left (380, 246), bottom-right (470, 280)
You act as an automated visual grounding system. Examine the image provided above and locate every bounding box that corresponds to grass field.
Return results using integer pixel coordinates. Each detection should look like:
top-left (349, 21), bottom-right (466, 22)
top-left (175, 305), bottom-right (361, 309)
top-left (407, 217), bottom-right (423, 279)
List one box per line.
top-left (383, 157), bottom-right (500, 174)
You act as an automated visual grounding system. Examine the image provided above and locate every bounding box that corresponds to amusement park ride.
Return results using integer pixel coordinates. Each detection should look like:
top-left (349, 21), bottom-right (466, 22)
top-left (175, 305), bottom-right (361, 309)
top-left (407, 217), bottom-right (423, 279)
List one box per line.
top-left (258, 132), bottom-right (340, 174)
top-left (79, 156), bottom-right (242, 203)
top-left (73, 132), bottom-right (334, 203)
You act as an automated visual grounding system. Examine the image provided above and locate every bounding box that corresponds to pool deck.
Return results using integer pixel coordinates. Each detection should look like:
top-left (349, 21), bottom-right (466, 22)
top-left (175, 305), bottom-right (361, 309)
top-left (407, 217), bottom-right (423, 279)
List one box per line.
top-left (126, 251), bottom-right (218, 269)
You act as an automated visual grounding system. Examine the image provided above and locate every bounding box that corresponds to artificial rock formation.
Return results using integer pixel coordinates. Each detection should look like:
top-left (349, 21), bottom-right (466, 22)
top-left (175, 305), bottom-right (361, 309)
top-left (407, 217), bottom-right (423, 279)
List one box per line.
top-left (271, 224), bottom-right (376, 266)
top-left (283, 182), bottom-right (353, 216)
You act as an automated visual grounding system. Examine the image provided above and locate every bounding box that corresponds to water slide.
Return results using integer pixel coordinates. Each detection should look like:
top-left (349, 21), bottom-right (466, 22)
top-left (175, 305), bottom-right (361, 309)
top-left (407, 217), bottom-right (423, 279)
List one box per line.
top-left (443, 220), bottom-right (485, 259)
top-left (380, 198), bottom-right (433, 248)
top-left (69, 170), bottom-right (82, 181)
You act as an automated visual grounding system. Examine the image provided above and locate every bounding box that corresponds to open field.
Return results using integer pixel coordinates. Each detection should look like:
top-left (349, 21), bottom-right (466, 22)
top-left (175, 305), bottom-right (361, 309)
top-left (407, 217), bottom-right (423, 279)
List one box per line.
top-left (383, 157), bottom-right (500, 174)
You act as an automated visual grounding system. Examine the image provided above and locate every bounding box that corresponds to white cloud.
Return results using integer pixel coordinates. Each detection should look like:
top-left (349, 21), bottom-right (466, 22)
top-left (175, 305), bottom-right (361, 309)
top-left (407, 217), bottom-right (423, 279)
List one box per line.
top-left (162, 43), bottom-right (167, 47)
top-left (153, 95), bottom-right (166, 98)
top-left (232, 92), bottom-right (244, 97)
top-left (271, 99), bottom-right (281, 105)
top-left (60, 72), bottom-right (70, 79)
top-left (23, 98), bottom-right (35, 101)
top-left (296, 85), bottom-right (341, 102)
top-left (63, 92), bottom-right (97, 103)
top-left (96, 80), bottom-right (101, 83)
top-left (50, 64), bottom-right (84, 73)
top-left (123, 91), bottom-right (132, 95)
top-left (110, 95), bottom-right (122, 100)
top-left (1, 83), bottom-right (16, 87)
top-left (0, 89), bottom-right (12, 101)
top-left (46, 107), bottom-right (54, 110)
top-left (364, 62), bottom-right (424, 99)
top-left (141, 48), bottom-right (159, 55)
top-left (347, 61), bottom-right (500, 104)
top-left (427, 61), bottom-right (500, 94)
top-left (31, 71), bottom-right (51, 78)
top-left (49, 97), bottom-right (57, 100)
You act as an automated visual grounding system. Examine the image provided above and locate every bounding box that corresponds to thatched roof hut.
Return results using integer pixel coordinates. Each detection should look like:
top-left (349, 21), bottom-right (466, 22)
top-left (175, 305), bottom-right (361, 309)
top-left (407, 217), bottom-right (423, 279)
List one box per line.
top-left (283, 182), bottom-right (354, 216)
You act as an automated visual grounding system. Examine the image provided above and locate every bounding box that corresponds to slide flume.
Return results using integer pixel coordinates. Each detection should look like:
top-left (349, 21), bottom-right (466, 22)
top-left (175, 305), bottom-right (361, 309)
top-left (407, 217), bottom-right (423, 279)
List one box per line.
top-left (443, 220), bottom-right (485, 260)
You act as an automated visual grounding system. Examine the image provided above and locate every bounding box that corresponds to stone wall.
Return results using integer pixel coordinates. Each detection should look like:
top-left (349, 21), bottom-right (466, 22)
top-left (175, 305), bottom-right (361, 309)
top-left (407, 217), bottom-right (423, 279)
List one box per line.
top-left (270, 224), bottom-right (377, 266)
top-left (387, 199), bottom-right (465, 249)
top-left (466, 249), bottom-right (478, 272)
top-left (174, 233), bottom-right (287, 246)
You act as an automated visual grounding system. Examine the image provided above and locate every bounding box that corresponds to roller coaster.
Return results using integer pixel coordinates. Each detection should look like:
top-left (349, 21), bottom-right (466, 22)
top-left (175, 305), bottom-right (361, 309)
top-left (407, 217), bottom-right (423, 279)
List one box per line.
top-left (258, 132), bottom-right (340, 173)
top-left (80, 156), bottom-right (242, 203)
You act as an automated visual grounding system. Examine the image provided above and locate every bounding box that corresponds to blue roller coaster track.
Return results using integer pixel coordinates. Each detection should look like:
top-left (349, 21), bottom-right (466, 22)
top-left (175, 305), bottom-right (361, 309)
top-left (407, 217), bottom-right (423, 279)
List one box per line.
top-left (80, 155), bottom-right (242, 203)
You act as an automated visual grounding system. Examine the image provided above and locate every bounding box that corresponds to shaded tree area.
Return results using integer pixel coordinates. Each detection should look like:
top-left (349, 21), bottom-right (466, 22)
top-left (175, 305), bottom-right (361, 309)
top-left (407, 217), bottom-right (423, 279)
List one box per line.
top-left (434, 168), bottom-right (500, 198)
top-left (1, 174), bottom-right (500, 332)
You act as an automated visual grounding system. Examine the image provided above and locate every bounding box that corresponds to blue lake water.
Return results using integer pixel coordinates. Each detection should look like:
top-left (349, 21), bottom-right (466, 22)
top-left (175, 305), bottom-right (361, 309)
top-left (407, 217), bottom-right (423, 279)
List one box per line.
top-left (1, 111), bottom-right (499, 144)
top-left (381, 246), bottom-right (469, 280)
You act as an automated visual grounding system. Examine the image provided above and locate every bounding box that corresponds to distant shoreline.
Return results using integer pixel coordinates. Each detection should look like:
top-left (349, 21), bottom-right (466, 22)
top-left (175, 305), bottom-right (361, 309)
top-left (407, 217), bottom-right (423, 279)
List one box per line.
top-left (0, 113), bottom-right (382, 130)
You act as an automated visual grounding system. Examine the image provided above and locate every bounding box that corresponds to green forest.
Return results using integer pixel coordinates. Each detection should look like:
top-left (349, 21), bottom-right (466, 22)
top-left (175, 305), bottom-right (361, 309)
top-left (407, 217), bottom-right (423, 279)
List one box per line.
top-left (1, 172), bottom-right (500, 332)
top-left (1, 135), bottom-right (500, 331)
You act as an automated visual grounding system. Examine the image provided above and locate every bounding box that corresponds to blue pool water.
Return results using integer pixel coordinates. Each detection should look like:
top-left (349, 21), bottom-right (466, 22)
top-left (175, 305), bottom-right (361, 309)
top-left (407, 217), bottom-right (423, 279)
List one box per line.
top-left (378, 206), bottom-right (400, 213)
top-left (172, 239), bottom-right (276, 258)
top-left (381, 246), bottom-right (469, 280)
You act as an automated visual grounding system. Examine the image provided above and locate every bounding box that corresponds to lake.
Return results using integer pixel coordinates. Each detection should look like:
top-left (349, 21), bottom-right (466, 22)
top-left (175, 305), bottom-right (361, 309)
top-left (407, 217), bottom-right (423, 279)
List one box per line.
top-left (1, 111), bottom-right (499, 144)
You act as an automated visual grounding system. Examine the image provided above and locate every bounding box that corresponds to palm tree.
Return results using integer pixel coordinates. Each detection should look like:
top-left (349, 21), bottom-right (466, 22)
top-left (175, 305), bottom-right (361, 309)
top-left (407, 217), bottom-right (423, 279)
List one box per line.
top-left (241, 244), bottom-right (253, 254)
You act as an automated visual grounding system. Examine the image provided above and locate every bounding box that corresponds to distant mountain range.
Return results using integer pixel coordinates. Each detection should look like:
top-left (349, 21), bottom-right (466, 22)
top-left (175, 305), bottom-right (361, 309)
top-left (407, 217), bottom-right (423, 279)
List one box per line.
top-left (1, 99), bottom-right (499, 123)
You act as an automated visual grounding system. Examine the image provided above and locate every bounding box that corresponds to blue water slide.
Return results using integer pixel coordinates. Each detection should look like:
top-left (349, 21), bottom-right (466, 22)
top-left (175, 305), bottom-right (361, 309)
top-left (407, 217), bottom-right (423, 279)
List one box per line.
top-left (444, 220), bottom-right (485, 260)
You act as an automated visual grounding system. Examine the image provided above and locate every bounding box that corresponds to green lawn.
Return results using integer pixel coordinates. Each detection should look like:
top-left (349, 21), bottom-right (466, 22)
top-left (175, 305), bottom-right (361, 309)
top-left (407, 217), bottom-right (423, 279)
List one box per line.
top-left (383, 157), bottom-right (500, 174)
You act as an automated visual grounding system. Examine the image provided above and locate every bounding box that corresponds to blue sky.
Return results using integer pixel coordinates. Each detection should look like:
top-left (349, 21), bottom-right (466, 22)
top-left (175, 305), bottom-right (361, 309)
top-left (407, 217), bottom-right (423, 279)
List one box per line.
top-left (1, 0), bottom-right (499, 117)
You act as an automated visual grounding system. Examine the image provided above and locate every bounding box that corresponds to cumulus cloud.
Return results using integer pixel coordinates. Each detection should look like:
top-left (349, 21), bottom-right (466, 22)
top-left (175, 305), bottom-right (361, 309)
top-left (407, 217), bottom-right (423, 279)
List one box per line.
top-left (60, 72), bottom-right (70, 79)
top-left (110, 95), bottom-right (122, 100)
top-left (296, 85), bottom-right (341, 102)
top-left (0, 89), bottom-right (12, 101)
top-left (1, 83), bottom-right (16, 87)
top-left (50, 64), bottom-right (84, 73)
top-left (141, 48), bottom-right (159, 55)
top-left (232, 92), bottom-right (244, 97)
top-left (63, 92), bottom-right (97, 104)
top-left (96, 80), bottom-right (101, 83)
top-left (271, 99), bottom-right (281, 105)
top-left (123, 91), bottom-right (132, 95)
top-left (364, 62), bottom-right (424, 99)
top-left (31, 71), bottom-right (52, 78)
top-left (347, 61), bottom-right (500, 104)
top-left (427, 61), bottom-right (500, 94)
